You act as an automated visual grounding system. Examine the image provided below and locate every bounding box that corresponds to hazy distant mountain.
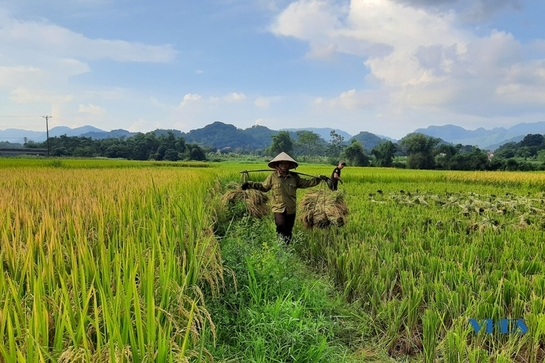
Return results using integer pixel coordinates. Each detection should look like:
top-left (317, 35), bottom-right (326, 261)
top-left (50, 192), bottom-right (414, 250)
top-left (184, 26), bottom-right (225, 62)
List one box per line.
top-left (0, 125), bottom-right (105, 143)
top-left (414, 122), bottom-right (545, 150)
top-left (282, 127), bottom-right (352, 142)
top-left (50, 126), bottom-right (105, 138)
top-left (482, 135), bottom-right (526, 151)
top-left (82, 129), bottom-right (137, 139)
top-left (0, 128), bottom-right (45, 143)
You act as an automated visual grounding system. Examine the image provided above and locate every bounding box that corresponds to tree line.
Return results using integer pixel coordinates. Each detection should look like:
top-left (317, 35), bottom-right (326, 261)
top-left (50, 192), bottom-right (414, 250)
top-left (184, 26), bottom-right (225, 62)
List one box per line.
top-left (16, 128), bottom-right (545, 171)
top-left (268, 130), bottom-right (545, 171)
top-left (25, 131), bottom-right (207, 161)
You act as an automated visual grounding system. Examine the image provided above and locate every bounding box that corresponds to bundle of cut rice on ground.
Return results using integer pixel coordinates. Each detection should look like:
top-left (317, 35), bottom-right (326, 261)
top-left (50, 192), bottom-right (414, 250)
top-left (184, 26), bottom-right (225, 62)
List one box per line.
top-left (299, 189), bottom-right (349, 229)
top-left (222, 181), bottom-right (270, 218)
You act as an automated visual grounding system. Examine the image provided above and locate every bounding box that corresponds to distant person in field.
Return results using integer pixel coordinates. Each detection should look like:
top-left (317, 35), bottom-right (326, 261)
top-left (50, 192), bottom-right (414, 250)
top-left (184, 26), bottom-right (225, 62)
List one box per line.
top-left (329, 161), bottom-right (346, 191)
top-left (241, 152), bottom-right (327, 244)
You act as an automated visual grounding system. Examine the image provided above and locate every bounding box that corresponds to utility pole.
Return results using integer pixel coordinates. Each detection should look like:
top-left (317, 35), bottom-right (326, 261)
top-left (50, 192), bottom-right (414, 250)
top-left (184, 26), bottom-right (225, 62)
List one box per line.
top-left (43, 115), bottom-right (52, 157)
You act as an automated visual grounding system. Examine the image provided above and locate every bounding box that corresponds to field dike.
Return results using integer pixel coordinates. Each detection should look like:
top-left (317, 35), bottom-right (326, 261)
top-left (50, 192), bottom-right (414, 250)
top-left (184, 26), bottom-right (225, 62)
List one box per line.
top-left (208, 177), bottom-right (394, 362)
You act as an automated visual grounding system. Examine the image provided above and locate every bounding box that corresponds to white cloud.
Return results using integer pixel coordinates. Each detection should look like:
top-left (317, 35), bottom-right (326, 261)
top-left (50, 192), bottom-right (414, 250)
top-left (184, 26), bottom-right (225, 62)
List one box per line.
top-left (270, 0), bottom-right (344, 40)
top-left (307, 43), bottom-right (338, 59)
top-left (9, 87), bottom-right (73, 103)
top-left (150, 97), bottom-right (169, 108)
top-left (338, 89), bottom-right (369, 110)
top-left (179, 93), bottom-right (202, 108)
top-left (128, 119), bottom-right (162, 133)
top-left (78, 103), bottom-right (106, 115)
top-left (271, 0), bottom-right (545, 125)
top-left (177, 92), bottom-right (249, 109)
top-left (255, 97), bottom-right (270, 108)
top-left (314, 89), bottom-right (378, 110)
top-left (254, 96), bottom-right (281, 108)
top-left (0, 66), bottom-right (45, 87)
top-left (224, 92), bottom-right (246, 102)
top-left (0, 16), bottom-right (178, 62)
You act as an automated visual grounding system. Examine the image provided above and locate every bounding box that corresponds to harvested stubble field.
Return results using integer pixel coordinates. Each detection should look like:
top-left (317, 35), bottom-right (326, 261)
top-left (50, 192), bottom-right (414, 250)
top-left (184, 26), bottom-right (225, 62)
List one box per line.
top-left (299, 168), bottom-right (545, 362)
top-left (2, 159), bottom-right (545, 362)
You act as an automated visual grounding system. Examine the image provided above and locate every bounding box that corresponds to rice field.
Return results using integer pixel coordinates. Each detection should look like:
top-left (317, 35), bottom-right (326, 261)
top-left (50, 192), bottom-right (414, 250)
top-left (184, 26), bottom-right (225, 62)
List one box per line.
top-left (0, 159), bottom-right (222, 362)
top-left (2, 158), bottom-right (545, 362)
top-left (296, 167), bottom-right (545, 362)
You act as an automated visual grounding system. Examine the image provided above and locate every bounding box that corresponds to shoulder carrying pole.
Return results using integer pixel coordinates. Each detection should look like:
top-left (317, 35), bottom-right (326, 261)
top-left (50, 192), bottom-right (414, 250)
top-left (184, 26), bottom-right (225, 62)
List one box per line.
top-left (239, 169), bottom-right (329, 180)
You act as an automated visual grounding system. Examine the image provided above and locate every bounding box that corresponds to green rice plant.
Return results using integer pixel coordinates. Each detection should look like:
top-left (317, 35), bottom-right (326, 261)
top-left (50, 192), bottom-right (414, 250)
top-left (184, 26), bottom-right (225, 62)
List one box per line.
top-left (443, 319), bottom-right (469, 363)
top-left (423, 309), bottom-right (442, 363)
top-left (0, 163), bottom-right (223, 361)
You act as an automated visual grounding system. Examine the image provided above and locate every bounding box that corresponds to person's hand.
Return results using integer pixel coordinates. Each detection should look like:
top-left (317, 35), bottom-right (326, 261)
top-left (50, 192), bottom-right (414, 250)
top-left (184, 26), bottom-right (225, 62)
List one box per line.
top-left (339, 179), bottom-right (344, 184)
top-left (241, 182), bottom-right (250, 190)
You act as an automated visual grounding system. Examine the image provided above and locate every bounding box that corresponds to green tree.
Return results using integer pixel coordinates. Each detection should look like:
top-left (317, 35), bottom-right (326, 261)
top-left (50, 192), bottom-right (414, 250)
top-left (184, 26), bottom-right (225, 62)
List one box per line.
top-left (521, 134), bottom-right (544, 148)
top-left (163, 149), bottom-right (180, 161)
top-left (326, 130), bottom-right (345, 160)
top-left (268, 131), bottom-right (293, 156)
top-left (537, 149), bottom-right (545, 162)
top-left (294, 130), bottom-right (325, 157)
top-left (399, 133), bottom-right (440, 169)
top-left (494, 142), bottom-right (517, 159)
top-left (467, 148), bottom-right (489, 170)
top-left (126, 133), bottom-right (160, 160)
top-left (371, 141), bottom-right (397, 167)
top-left (187, 144), bottom-right (207, 160)
top-left (342, 140), bottom-right (369, 166)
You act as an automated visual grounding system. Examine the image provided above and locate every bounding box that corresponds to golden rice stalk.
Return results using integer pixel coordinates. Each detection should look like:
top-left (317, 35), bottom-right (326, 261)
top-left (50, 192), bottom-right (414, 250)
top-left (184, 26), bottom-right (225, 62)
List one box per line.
top-left (299, 189), bottom-right (349, 229)
top-left (221, 181), bottom-right (270, 218)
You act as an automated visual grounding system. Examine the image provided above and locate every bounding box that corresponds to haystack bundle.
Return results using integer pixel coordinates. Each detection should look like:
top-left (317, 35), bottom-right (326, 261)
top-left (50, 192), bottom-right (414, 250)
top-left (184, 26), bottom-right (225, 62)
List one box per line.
top-left (222, 181), bottom-right (270, 218)
top-left (299, 190), bottom-right (349, 229)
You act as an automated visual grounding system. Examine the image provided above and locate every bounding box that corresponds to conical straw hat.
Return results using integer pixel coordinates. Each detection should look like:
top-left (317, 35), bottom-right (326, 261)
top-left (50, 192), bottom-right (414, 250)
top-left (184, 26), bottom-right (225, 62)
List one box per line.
top-left (268, 152), bottom-right (298, 169)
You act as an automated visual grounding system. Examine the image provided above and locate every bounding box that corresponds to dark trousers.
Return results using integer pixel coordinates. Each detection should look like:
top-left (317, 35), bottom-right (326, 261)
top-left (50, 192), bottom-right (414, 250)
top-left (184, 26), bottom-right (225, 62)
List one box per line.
top-left (274, 212), bottom-right (296, 244)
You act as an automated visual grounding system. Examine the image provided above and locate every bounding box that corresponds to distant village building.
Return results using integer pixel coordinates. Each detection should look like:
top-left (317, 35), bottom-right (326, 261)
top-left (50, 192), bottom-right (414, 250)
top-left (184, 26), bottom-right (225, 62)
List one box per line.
top-left (217, 147), bottom-right (232, 154)
top-left (487, 151), bottom-right (494, 161)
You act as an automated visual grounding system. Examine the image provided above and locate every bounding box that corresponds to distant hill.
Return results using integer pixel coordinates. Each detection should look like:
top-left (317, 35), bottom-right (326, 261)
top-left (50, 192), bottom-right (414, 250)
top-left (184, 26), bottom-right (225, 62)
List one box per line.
top-left (350, 131), bottom-right (394, 151)
top-left (82, 129), bottom-right (137, 139)
top-left (5, 121), bottom-right (545, 152)
top-left (180, 121), bottom-right (277, 150)
top-left (414, 122), bottom-right (545, 150)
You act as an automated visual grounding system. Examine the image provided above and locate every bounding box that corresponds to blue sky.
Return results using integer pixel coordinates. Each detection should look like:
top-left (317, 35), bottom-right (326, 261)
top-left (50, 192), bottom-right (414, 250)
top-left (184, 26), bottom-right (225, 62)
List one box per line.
top-left (0, 0), bottom-right (544, 139)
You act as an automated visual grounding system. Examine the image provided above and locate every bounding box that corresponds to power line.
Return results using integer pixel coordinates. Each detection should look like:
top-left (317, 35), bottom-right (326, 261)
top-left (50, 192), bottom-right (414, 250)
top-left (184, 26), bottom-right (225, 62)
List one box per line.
top-left (43, 115), bottom-right (52, 157)
top-left (0, 115), bottom-right (42, 118)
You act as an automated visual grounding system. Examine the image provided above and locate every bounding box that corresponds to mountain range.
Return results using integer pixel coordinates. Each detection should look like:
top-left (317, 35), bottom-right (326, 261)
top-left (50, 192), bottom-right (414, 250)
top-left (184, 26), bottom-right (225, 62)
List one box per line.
top-left (413, 122), bottom-right (545, 150)
top-left (2, 121), bottom-right (545, 151)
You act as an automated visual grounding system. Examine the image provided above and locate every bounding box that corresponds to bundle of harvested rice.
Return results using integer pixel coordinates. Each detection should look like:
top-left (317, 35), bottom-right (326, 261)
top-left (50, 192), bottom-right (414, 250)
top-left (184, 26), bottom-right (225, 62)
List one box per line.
top-left (299, 189), bottom-right (349, 229)
top-left (222, 181), bottom-right (270, 218)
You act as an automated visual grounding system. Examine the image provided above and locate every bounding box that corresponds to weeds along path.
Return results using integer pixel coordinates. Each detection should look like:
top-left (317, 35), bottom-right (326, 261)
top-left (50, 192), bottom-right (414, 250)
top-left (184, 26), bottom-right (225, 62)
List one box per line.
top-left (0, 161), bottom-right (222, 362)
top-left (293, 168), bottom-right (545, 362)
top-left (210, 185), bottom-right (371, 362)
